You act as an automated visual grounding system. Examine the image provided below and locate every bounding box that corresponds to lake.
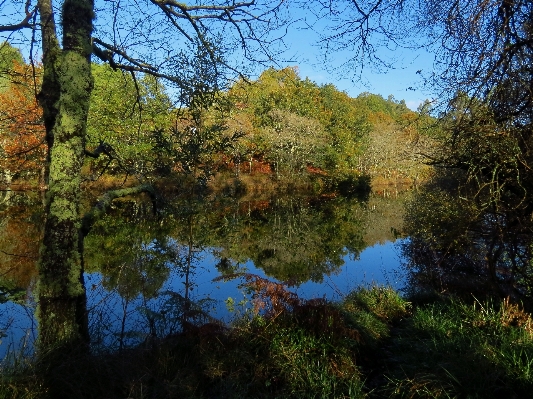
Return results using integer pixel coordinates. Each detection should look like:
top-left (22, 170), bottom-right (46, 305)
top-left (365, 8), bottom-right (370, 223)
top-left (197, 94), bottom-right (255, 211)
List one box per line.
top-left (0, 189), bottom-right (408, 358)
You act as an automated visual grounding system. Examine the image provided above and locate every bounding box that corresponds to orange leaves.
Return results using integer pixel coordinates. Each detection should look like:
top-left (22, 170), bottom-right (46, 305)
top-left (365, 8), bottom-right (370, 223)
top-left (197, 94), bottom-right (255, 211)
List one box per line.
top-left (215, 273), bottom-right (301, 317)
top-left (0, 61), bottom-right (46, 177)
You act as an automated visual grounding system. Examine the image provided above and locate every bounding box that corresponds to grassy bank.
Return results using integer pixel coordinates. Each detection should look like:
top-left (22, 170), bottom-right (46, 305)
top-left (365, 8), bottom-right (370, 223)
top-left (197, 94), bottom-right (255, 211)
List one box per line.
top-left (2, 286), bottom-right (533, 398)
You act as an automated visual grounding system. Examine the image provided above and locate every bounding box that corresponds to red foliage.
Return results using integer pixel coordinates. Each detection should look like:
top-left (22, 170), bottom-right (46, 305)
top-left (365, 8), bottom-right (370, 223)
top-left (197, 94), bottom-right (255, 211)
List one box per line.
top-left (215, 273), bottom-right (361, 343)
top-left (306, 163), bottom-right (327, 176)
top-left (242, 274), bottom-right (300, 317)
top-left (247, 159), bottom-right (273, 174)
top-left (214, 273), bottom-right (300, 317)
top-left (0, 62), bottom-right (46, 179)
top-left (223, 155), bottom-right (273, 175)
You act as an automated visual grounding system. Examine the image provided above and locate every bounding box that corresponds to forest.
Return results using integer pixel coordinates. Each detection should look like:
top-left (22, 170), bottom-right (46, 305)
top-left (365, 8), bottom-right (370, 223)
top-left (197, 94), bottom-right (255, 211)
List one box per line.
top-left (1, 0), bottom-right (533, 398)
top-left (0, 46), bottom-right (428, 196)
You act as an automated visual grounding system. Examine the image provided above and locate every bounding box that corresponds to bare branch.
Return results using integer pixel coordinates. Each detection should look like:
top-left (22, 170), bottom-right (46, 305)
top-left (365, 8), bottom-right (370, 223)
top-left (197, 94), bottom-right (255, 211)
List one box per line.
top-left (0, 248), bottom-right (37, 259)
top-left (0, 2), bottom-right (36, 32)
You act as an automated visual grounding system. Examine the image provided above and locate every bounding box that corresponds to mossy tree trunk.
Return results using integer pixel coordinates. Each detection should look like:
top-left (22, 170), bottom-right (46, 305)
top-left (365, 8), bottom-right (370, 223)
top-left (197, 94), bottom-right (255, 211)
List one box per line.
top-left (36, 0), bottom-right (94, 353)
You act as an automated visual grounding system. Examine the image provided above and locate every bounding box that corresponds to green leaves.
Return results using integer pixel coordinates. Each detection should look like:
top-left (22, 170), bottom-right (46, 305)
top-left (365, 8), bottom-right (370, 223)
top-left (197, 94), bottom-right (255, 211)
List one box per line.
top-left (86, 64), bottom-right (174, 177)
top-left (0, 42), bottom-right (23, 92)
top-left (227, 67), bottom-right (372, 178)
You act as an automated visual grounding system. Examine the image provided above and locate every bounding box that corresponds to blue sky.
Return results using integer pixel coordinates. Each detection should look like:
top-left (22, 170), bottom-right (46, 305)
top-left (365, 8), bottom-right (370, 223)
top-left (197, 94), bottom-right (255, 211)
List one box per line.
top-left (297, 54), bottom-right (434, 111)
top-left (289, 49), bottom-right (434, 111)
top-left (272, 13), bottom-right (436, 111)
top-left (1, 1), bottom-right (435, 110)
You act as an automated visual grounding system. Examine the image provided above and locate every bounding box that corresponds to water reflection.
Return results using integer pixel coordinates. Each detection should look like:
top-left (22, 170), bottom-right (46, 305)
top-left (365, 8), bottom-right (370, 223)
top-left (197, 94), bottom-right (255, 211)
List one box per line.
top-left (208, 196), bottom-right (366, 283)
top-left (1, 191), bottom-right (407, 357)
top-left (403, 172), bottom-right (533, 306)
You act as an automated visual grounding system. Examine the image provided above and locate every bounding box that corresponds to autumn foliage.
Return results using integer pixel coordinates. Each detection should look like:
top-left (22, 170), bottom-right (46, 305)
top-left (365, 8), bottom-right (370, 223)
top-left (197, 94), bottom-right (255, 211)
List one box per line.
top-left (0, 61), bottom-right (46, 181)
top-left (0, 203), bottom-right (41, 289)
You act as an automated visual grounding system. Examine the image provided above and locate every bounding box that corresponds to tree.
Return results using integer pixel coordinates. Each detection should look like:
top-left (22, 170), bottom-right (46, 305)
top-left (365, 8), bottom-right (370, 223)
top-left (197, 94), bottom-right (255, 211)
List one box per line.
top-left (0, 41), bottom-right (23, 91)
top-left (315, 0), bottom-right (532, 190)
top-left (312, 0), bottom-right (532, 140)
top-left (0, 60), bottom-right (177, 189)
top-left (411, 1), bottom-right (533, 214)
top-left (407, 2), bottom-right (533, 299)
top-left (0, 44), bottom-right (44, 187)
top-left (87, 64), bottom-right (174, 178)
top-left (0, 0), bottom-right (289, 368)
top-left (263, 109), bottom-right (328, 177)
top-left (314, 0), bottom-right (533, 298)
top-left (0, 60), bottom-right (46, 186)
top-left (226, 68), bottom-right (371, 179)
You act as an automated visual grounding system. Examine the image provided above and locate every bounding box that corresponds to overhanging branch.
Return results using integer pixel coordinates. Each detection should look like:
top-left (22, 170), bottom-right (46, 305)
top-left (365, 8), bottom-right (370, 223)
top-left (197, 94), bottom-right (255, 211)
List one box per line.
top-left (80, 184), bottom-right (157, 238)
top-left (92, 37), bottom-right (248, 88)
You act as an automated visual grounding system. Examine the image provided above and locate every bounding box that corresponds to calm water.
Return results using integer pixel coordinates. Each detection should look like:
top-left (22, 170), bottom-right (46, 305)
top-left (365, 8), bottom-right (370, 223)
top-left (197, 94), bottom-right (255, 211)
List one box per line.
top-left (0, 190), bottom-right (408, 357)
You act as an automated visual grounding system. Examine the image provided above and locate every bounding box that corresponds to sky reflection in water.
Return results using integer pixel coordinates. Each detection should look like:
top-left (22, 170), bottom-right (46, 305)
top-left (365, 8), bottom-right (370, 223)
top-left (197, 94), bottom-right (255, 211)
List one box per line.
top-left (1, 190), bottom-right (409, 358)
top-left (0, 239), bottom-right (404, 358)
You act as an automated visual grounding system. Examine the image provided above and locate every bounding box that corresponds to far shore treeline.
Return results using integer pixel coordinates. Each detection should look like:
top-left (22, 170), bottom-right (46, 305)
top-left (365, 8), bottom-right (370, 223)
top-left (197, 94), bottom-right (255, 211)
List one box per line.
top-left (0, 42), bottom-right (432, 197)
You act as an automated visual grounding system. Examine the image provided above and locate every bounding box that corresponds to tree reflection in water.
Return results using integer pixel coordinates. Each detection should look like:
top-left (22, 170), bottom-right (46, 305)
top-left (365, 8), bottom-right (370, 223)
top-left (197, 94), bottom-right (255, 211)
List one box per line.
top-left (403, 172), bottom-right (533, 307)
top-left (1, 191), bottom-right (407, 355)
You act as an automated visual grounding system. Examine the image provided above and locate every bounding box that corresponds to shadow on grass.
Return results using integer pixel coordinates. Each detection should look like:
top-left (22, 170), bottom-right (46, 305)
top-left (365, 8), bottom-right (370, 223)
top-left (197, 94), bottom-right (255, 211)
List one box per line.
top-left (2, 286), bottom-right (533, 399)
top-left (380, 294), bottom-right (533, 398)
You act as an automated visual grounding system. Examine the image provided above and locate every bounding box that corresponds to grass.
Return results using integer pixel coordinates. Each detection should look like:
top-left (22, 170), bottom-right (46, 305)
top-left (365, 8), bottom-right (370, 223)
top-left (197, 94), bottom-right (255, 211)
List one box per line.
top-left (0, 350), bottom-right (42, 399)
top-left (381, 295), bottom-right (533, 398)
top-left (2, 286), bottom-right (533, 398)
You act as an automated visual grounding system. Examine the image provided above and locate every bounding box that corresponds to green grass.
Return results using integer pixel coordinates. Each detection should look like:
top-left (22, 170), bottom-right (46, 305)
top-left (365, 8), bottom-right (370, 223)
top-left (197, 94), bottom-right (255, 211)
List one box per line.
top-left (2, 287), bottom-right (533, 398)
top-left (0, 352), bottom-right (42, 399)
top-left (381, 295), bottom-right (533, 398)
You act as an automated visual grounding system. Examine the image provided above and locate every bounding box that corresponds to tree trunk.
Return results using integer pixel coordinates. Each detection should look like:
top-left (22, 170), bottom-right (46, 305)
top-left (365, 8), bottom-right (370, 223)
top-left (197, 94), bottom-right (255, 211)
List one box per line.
top-left (37, 0), bottom-right (94, 354)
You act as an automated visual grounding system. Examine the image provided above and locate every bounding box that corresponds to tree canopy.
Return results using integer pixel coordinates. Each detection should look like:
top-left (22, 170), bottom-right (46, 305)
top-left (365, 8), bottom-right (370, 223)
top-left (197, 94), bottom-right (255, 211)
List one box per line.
top-left (226, 67), bottom-right (370, 178)
top-left (0, 59), bottom-right (46, 183)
